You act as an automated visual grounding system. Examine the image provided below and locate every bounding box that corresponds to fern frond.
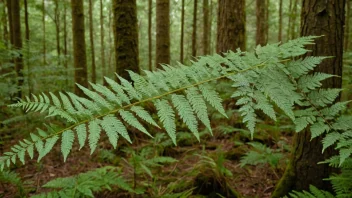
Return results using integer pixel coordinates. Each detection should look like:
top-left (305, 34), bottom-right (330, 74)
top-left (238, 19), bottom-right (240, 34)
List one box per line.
top-left (171, 94), bottom-right (199, 140)
top-left (61, 130), bottom-right (74, 162)
top-left (155, 99), bottom-right (176, 145)
top-left (88, 120), bottom-right (101, 154)
top-left (119, 109), bottom-right (152, 137)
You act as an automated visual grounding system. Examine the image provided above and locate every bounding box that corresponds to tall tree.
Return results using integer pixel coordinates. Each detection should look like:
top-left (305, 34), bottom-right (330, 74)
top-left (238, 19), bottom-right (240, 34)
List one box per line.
top-left (202, 0), bottom-right (210, 55)
top-left (112, 0), bottom-right (139, 81)
top-left (10, 0), bottom-right (23, 98)
top-left (100, 0), bottom-right (106, 83)
top-left (256, 0), bottom-right (268, 45)
top-left (42, 0), bottom-right (46, 64)
top-left (63, 0), bottom-right (68, 86)
top-left (71, 0), bottom-right (88, 96)
top-left (272, 0), bottom-right (345, 196)
top-left (278, 0), bottom-right (283, 41)
top-left (192, 0), bottom-right (198, 57)
top-left (24, 0), bottom-right (29, 41)
top-left (1, 0), bottom-right (8, 46)
top-left (345, 0), bottom-right (350, 50)
top-left (6, 0), bottom-right (13, 46)
top-left (148, 0), bottom-right (153, 70)
top-left (54, 0), bottom-right (61, 58)
top-left (217, 0), bottom-right (246, 53)
top-left (156, 0), bottom-right (170, 67)
top-left (180, 0), bottom-right (185, 63)
top-left (289, 0), bottom-right (299, 40)
top-left (89, 0), bottom-right (97, 83)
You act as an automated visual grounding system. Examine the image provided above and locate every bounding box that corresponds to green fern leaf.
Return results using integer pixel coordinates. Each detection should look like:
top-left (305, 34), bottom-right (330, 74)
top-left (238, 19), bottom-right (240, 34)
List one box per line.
top-left (104, 76), bottom-right (131, 104)
top-left (198, 84), bottom-right (227, 118)
top-left (339, 148), bottom-right (352, 166)
top-left (38, 135), bottom-right (59, 162)
top-left (75, 124), bottom-right (87, 150)
top-left (310, 120), bottom-right (330, 140)
top-left (287, 56), bottom-right (327, 78)
top-left (155, 99), bottom-right (176, 145)
top-left (88, 120), bottom-right (101, 154)
top-left (297, 73), bottom-right (335, 92)
top-left (117, 75), bottom-right (142, 100)
top-left (185, 87), bottom-right (212, 134)
top-left (308, 89), bottom-right (342, 107)
top-left (59, 92), bottom-right (76, 115)
top-left (322, 132), bottom-right (341, 152)
top-left (77, 84), bottom-right (112, 110)
top-left (61, 130), bottom-right (74, 162)
top-left (171, 94), bottom-right (199, 140)
top-left (49, 92), bottom-right (62, 109)
top-left (119, 110), bottom-right (152, 137)
top-left (130, 106), bottom-right (160, 128)
top-left (89, 82), bottom-right (122, 107)
top-left (101, 116), bottom-right (119, 149)
top-left (111, 117), bottom-right (132, 143)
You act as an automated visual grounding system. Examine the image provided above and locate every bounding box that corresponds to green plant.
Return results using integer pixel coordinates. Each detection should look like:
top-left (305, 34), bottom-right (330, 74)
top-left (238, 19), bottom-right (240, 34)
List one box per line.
top-left (0, 170), bottom-right (25, 197)
top-left (2, 36), bottom-right (352, 195)
top-left (240, 142), bottom-right (283, 168)
top-left (31, 166), bottom-right (138, 198)
top-left (284, 185), bottom-right (335, 198)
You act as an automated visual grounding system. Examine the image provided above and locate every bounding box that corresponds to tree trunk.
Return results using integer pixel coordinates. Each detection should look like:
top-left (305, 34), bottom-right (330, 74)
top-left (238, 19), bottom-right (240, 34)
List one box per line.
top-left (24, 0), bottom-right (29, 41)
top-left (209, 0), bottom-right (213, 54)
top-left (112, 0), bottom-right (139, 81)
top-left (63, 0), bottom-right (68, 87)
top-left (287, 0), bottom-right (292, 41)
top-left (192, 0), bottom-right (198, 57)
top-left (2, 0), bottom-right (8, 46)
top-left (54, 0), bottom-right (61, 58)
top-left (42, 0), bottom-right (46, 65)
top-left (290, 0), bottom-right (299, 39)
top-left (100, 0), bottom-right (106, 85)
top-left (180, 0), bottom-right (185, 63)
top-left (202, 0), bottom-right (209, 55)
top-left (216, 0), bottom-right (246, 53)
top-left (148, 0), bottom-right (153, 70)
top-left (108, 6), bottom-right (113, 76)
top-left (345, 0), bottom-right (350, 50)
top-left (256, 0), bottom-right (268, 46)
top-left (10, 0), bottom-right (23, 98)
top-left (156, 0), bottom-right (170, 67)
top-left (89, 0), bottom-right (97, 83)
top-left (71, 0), bottom-right (88, 96)
top-left (6, 0), bottom-right (13, 46)
top-left (272, 0), bottom-right (345, 196)
top-left (278, 0), bottom-right (283, 41)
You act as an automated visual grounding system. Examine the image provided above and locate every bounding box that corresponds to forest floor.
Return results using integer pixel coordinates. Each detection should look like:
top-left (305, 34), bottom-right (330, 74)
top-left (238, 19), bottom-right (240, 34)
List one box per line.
top-left (0, 121), bottom-right (292, 198)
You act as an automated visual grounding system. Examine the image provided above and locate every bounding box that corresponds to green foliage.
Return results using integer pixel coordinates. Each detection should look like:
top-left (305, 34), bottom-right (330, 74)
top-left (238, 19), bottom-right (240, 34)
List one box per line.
top-left (2, 36), bottom-right (352, 198)
top-left (284, 185), bottom-right (335, 198)
top-left (31, 166), bottom-right (138, 198)
top-left (240, 142), bottom-right (283, 168)
top-left (0, 170), bottom-right (25, 197)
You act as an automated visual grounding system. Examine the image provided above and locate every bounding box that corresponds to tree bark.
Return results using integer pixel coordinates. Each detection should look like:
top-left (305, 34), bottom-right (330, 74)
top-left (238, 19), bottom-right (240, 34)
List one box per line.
top-left (192, 0), bottom-right (198, 57)
top-left (10, 0), bottom-right (23, 98)
top-left (216, 0), bottom-right (246, 53)
top-left (1, 0), bottom-right (8, 46)
top-left (89, 0), bottom-right (97, 83)
top-left (6, 0), bottom-right (13, 46)
top-left (100, 0), bottom-right (106, 85)
top-left (71, 0), bottom-right (88, 96)
top-left (180, 0), bottom-right (185, 63)
top-left (156, 0), bottom-right (170, 67)
top-left (24, 0), bottom-right (29, 41)
top-left (63, 0), bottom-right (68, 87)
top-left (278, 0), bottom-right (283, 41)
top-left (272, 0), bottom-right (345, 196)
top-left (290, 0), bottom-right (299, 39)
top-left (148, 0), bottom-right (153, 70)
top-left (54, 0), bottom-right (61, 58)
top-left (256, 0), bottom-right (268, 46)
top-left (287, 0), bottom-right (293, 41)
top-left (202, 0), bottom-right (209, 55)
top-left (112, 0), bottom-right (139, 81)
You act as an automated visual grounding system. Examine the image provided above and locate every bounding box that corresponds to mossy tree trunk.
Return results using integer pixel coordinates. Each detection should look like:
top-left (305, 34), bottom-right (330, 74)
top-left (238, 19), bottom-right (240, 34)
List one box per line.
top-left (278, 0), bottom-right (283, 42)
top-left (10, 0), bottom-right (23, 98)
top-left (156, 0), bottom-right (170, 67)
top-left (345, 0), bottom-right (350, 50)
top-left (100, 0), bottom-right (106, 85)
top-left (71, 0), bottom-right (88, 96)
top-left (272, 0), bottom-right (345, 197)
top-left (216, 0), bottom-right (246, 53)
top-left (112, 0), bottom-right (139, 81)
top-left (256, 0), bottom-right (268, 46)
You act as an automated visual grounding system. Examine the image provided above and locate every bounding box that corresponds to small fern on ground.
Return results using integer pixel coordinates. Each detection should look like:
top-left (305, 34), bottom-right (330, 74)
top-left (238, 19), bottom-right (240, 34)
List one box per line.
top-left (31, 166), bottom-right (138, 198)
